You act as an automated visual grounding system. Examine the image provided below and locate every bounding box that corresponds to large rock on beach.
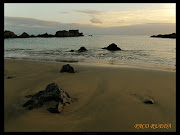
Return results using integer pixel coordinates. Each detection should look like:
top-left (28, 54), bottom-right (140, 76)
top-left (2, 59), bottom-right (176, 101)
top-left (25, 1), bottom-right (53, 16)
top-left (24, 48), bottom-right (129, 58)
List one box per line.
top-left (4, 30), bottom-right (17, 38)
top-left (23, 83), bottom-right (74, 113)
top-left (60, 64), bottom-right (75, 73)
top-left (102, 43), bottom-right (121, 51)
top-left (78, 46), bottom-right (88, 52)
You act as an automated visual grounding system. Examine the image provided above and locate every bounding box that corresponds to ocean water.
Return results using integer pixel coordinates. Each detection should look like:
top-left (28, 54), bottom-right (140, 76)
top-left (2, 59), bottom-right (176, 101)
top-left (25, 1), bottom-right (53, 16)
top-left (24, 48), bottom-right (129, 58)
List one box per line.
top-left (4, 35), bottom-right (176, 69)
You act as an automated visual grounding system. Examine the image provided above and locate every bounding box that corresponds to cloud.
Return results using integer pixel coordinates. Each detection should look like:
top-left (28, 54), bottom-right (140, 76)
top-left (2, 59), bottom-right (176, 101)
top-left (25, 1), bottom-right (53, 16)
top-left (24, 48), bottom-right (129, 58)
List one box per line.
top-left (74, 9), bottom-right (103, 15)
top-left (117, 20), bottom-right (125, 23)
top-left (59, 11), bottom-right (69, 14)
top-left (4, 16), bottom-right (175, 35)
top-left (90, 17), bottom-right (103, 24)
top-left (5, 16), bottom-right (61, 27)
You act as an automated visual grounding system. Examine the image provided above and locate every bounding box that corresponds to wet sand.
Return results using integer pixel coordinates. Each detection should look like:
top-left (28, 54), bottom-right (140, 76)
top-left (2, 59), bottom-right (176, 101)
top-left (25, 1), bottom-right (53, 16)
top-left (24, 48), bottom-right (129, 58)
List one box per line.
top-left (4, 59), bottom-right (176, 132)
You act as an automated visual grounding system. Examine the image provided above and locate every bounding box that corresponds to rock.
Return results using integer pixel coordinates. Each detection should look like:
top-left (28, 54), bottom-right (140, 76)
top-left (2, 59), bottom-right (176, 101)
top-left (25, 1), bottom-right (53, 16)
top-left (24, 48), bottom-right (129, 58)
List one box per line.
top-left (143, 98), bottom-right (155, 104)
top-left (23, 83), bottom-right (73, 113)
top-left (4, 30), bottom-right (17, 38)
top-left (30, 35), bottom-right (35, 37)
top-left (78, 46), bottom-right (88, 52)
top-left (102, 43), bottom-right (121, 51)
top-left (47, 107), bottom-right (60, 113)
top-left (19, 32), bottom-right (30, 38)
top-left (55, 29), bottom-right (84, 37)
top-left (7, 76), bottom-right (14, 79)
top-left (57, 103), bottom-right (64, 112)
top-left (70, 50), bottom-right (75, 52)
top-left (37, 33), bottom-right (54, 37)
top-left (47, 102), bottom-right (64, 113)
top-left (151, 33), bottom-right (176, 38)
top-left (60, 64), bottom-right (75, 73)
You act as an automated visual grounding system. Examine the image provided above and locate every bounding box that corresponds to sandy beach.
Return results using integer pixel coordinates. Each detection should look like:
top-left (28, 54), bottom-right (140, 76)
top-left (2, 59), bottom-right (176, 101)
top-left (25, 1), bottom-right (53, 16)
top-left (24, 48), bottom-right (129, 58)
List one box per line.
top-left (4, 59), bottom-right (176, 132)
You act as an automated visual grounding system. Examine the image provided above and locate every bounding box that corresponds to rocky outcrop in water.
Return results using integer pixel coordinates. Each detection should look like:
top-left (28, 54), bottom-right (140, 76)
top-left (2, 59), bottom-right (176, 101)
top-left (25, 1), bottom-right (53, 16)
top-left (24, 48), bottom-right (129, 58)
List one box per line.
top-left (78, 46), bottom-right (88, 52)
top-left (4, 29), bottom-right (84, 39)
top-left (37, 33), bottom-right (54, 37)
top-left (19, 32), bottom-right (30, 38)
top-left (23, 83), bottom-right (74, 113)
top-left (4, 30), bottom-right (17, 38)
top-left (102, 43), bottom-right (121, 51)
top-left (151, 33), bottom-right (176, 38)
top-left (60, 64), bottom-right (75, 73)
top-left (55, 30), bottom-right (84, 37)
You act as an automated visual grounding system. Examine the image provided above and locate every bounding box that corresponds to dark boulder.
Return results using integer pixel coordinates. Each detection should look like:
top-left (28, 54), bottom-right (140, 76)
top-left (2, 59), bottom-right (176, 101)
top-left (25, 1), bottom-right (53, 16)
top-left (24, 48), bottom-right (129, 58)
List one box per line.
top-left (4, 30), bottom-right (17, 38)
top-left (102, 43), bottom-right (121, 51)
top-left (78, 46), bottom-right (88, 52)
top-left (60, 64), bottom-right (75, 73)
top-left (19, 32), bottom-right (30, 38)
top-left (23, 83), bottom-right (74, 113)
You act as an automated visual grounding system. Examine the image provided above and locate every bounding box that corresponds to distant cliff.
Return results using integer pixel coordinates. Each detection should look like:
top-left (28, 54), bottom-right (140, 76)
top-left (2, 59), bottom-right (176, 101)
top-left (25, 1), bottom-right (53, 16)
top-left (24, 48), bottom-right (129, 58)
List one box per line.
top-left (151, 33), bottom-right (176, 39)
top-left (4, 29), bottom-right (84, 39)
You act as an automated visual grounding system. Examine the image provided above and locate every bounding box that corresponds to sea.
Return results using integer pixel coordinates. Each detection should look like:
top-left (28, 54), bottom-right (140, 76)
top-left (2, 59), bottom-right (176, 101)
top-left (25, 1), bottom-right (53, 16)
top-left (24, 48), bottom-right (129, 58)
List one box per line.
top-left (4, 35), bottom-right (176, 71)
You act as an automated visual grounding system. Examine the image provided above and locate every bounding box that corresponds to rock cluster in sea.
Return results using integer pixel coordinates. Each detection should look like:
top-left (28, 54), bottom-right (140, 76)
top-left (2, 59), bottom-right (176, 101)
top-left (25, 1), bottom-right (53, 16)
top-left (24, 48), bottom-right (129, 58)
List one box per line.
top-left (23, 83), bottom-right (74, 113)
top-left (150, 33), bottom-right (176, 38)
top-left (4, 30), bottom-right (17, 38)
top-left (69, 46), bottom-right (88, 53)
top-left (4, 29), bottom-right (84, 39)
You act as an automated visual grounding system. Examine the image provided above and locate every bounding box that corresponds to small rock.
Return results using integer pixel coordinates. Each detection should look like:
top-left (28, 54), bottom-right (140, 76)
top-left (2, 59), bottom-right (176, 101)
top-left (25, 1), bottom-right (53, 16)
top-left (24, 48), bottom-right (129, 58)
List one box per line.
top-left (60, 64), bottom-right (75, 73)
top-left (70, 50), bottom-right (75, 52)
top-left (78, 46), bottom-right (88, 52)
top-left (7, 76), bottom-right (14, 79)
top-left (143, 98), bottom-right (155, 104)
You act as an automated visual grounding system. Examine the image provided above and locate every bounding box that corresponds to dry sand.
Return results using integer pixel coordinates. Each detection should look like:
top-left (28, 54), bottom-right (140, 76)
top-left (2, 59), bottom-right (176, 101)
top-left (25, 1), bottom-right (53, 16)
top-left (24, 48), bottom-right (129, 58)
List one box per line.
top-left (4, 59), bottom-right (176, 132)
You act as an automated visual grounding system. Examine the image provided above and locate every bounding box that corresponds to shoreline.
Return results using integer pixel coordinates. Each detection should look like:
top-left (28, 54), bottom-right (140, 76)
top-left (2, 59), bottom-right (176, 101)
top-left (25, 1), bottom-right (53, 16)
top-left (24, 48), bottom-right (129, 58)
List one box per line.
top-left (4, 57), bottom-right (176, 72)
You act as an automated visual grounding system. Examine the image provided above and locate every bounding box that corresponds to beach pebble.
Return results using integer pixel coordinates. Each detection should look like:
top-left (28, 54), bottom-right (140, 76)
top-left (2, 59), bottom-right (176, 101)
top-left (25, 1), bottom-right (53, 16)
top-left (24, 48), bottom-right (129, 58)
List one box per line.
top-left (143, 98), bottom-right (155, 104)
top-left (7, 76), bottom-right (14, 79)
top-left (60, 64), bottom-right (75, 73)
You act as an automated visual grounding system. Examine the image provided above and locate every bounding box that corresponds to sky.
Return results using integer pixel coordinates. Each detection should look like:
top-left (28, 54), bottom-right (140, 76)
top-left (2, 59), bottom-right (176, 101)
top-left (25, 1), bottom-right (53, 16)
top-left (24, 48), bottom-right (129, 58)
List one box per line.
top-left (4, 3), bottom-right (176, 35)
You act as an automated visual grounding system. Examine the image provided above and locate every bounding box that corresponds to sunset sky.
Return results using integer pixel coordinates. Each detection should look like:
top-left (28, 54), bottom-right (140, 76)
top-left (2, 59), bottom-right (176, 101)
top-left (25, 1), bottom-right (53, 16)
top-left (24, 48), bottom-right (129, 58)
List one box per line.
top-left (4, 3), bottom-right (176, 35)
